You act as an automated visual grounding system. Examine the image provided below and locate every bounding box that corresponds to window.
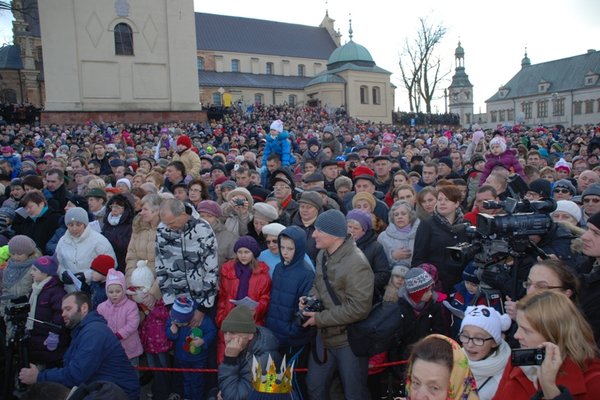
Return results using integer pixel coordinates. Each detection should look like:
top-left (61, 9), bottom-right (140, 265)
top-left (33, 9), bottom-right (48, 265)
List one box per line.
top-left (372, 86), bottom-right (381, 105)
top-left (231, 59), bottom-right (240, 73)
top-left (552, 98), bottom-right (564, 116)
top-left (507, 109), bottom-right (514, 121)
top-left (574, 101), bottom-right (582, 115)
top-left (360, 86), bottom-right (369, 104)
top-left (490, 111), bottom-right (497, 123)
top-left (537, 100), bottom-right (548, 118)
top-left (298, 64), bottom-right (305, 77)
top-left (266, 62), bottom-right (273, 75)
top-left (499, 110), bottom-right (505, 121)
top-left (212, 92), bottom-right (222, 106)
top-left (254, 93), bottom-right (263, 106)
top-left (197, 57), bottom-right (204, 71)
top-left (114, 23), bottom-right (133, 55)
top-left (288, 95), bottom-right (296, 107)
top-left (585, 100), bottom-right (594, 114)
top-left (523, 102), bottom-right (532, 119)
top-left (0, 88), bottom-right (17, 103)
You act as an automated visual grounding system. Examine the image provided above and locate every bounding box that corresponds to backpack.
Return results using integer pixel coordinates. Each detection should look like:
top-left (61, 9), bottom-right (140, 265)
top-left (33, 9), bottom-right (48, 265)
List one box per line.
top-left (346, 301), bottom-right (404, 357)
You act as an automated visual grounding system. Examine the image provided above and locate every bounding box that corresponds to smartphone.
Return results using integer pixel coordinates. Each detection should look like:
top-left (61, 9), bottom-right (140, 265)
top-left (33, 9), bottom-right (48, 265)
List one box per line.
top-left (511, 348), bottom-right (545, 366)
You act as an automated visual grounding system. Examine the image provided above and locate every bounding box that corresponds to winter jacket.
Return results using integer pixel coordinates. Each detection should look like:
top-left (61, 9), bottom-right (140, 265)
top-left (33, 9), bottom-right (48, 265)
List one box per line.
top-left (300, 149), bottom-right (328, 172)
top-left (355, 229), bottom-right (391, 302)
top-left (124, 213), bottom-right (161, 300)
top-left (55, 226), bottom-right (117, 293)
top-left (377, 219), bottom-right (420, 267)
top-left (46, 212), bottom-right (100, 255)
top-left (221, 203), bottom-right (251, 237)
top-left (0, 256), bottom-right (35, 304)
top-left (290, 212), bottom-right (318, 263)
top-left (1, 154), bottom-right (21, 178)
top-left (28, 277), bottom-right (69, 365)
top-left (311, 236), bottom-right (374, 349)
top-left (265, 226), bottom-right (316, 347)
top-left (322, 132), bottom-right (342, 157)
top-left (480, 149), bottom-right (525, 185)
top-left (139, 299), bottom-right (172, 354)
top-left (101, 194), bottom-right (134, 272)
top-left (262, 131), bottom-right (295, 167)
top-left (172, 147), bottom-right (201, 178)
top-left (209, 219), bottom-right (238, 267)
top-left (412, 213), bottom-right (468, 293)
top-left (166, 315), bottom-right (217, 363)
top-left (218, 326), bottom-right (281, 400)
top-left (96, 271), bottom-right (143, 360)
top-left (38, 311), bottom-right (140, 400)
top-left (493, 357), bottom-right (600, 400)
top-left (155, 206), bottom-right (218, 310)
top-left (12, 206), bottom-right (61, 255)
top-left (468, 340), bottom-right (510, 400)
top-left (43, 184), bottom-right (72, 214)
top-left (581, 258), bottom-right (600, 346)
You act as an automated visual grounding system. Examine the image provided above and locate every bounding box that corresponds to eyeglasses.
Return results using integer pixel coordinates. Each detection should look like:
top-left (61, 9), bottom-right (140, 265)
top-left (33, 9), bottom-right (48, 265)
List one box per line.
top-left (273, 185), bottom-right (289, 190)
top-left (109, 204), bottom-right (124, 210)
top-left (266, 240), bottom-right (278, 244)
top-left (188, 188), bottom-right (202, 193)
top-left (584, 197), bottom-right (600, 204)
top-left (553, 188), bottom-right (571, 194)
top-left (523, 280), bottom-right (564, 290)
top-left (458, 334), bottom-right (494, 347)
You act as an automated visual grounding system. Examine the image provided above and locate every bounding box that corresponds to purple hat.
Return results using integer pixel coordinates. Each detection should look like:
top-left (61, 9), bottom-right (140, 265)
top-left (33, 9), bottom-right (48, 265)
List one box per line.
top-left (170, 296), bottom-right (195, 324)
top-left (234, 235), bottom-right (261, 258)
top-left (346, 209), bottom-right (372, 232)
top-left (197, 200), bottom-right (222, 218)
top-left (33, 256), bottom-right (58, 276)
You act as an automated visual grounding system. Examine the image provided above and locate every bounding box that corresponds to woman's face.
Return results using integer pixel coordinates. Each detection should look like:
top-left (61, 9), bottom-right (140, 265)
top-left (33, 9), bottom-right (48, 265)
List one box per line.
top-left (347, 220), bottom-right (365, 240)
top-left (299, 203), bottom-right (319, 222)
top-left (525, 264), bottom-right (565, 295)
top-left (514, 311), bottom-right (546, 349)
top-left (199, 212), bottom-right (217, 225)
top-left (354, 199), bottom-right (373, 214)
top-left (67, 221), bottom-right (86, 238)
top-left (551, 211), bottom-right (577, 226)
top-left (461, 325), bottom-right (496, 361)
top-left (409, 359), bottom-right (450, 400)
top-left (393, 206), bottom-right (411, 229)
top-left (394, 174), bottom-right (408, 188)
top-left (396, 189), bottom-right (416, 206)
top-left (25, 201), bottom-right (45, 217)
top-left (420, 193), bottom-right (437, 214)
top-left (265, 235), bottom-right (279, 255)
top-left (253, 217), bottom-right (269, 234)
top-left (132, 176), bottom-right (144, 189)
top-left (236, 247), bottom-right (254, 265)
top-left (109, 203), bottom-right (124, 217)
top-left (188, 184), bottom-right (204, 203)
top-left (139, 202), bottom-right (158, 223)
top-left (436, 192), bottom-right (459, 218)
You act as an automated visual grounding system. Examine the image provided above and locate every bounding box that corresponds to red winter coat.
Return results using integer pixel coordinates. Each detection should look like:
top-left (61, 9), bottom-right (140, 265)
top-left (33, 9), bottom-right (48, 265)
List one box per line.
top-left (493, 357), bottom-right (600, 400)
top-left (216, 259), bottom-right (271, 363)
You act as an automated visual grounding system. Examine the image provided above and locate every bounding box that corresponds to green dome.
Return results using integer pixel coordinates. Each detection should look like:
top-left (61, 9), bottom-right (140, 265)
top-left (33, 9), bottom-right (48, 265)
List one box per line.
top-left (327, 40), bottom-right (375, 69)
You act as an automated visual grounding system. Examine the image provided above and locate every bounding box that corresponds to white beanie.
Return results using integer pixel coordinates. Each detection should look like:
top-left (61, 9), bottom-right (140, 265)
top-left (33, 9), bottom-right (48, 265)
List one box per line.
top-left (261, 223), bottom-right (287, 237)
top-left (116, 178), bottom-right (131, 190)
top-left (461, 305), bottom-right (511, 345)
top-left (552, 200), bottom-right (582, 223)
top-left (270, 119), bottom-right (284, 133)
top-left (489, 136), bottom-right (507, 152)
top-left (130, 260), bottom-right (155, 290)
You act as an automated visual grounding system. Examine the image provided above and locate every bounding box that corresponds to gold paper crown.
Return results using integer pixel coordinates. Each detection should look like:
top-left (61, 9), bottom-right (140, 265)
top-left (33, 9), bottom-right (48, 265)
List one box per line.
top-left (251, 355), bottom-right (294, 394)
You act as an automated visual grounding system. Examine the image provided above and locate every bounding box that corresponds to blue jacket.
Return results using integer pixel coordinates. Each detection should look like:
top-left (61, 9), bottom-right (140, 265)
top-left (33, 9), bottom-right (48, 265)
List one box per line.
top-left (262, 131), bottom-right (295, 167)
top-left (265, 226), bottom-right (316, 347)
top-left (38, 311), bottom-right (140, 400)
top-left (166, 315), bottom-right (217, 363)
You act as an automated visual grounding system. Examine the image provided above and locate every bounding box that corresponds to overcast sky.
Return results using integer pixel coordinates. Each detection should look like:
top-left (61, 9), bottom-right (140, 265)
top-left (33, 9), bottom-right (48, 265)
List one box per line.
top-left (1, 0), bottom-right (598, 114)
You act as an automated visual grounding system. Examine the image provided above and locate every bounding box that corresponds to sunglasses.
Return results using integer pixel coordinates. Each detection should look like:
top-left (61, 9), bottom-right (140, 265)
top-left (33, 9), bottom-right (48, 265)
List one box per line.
top-left (584, 197), bottom-right (600, 204)
top-left (553, 188), bottom-right (571, 194)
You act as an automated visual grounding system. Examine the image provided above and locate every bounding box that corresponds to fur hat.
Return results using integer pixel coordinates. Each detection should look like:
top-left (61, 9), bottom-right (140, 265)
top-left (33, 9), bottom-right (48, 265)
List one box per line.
top-left (234, 236), bottom-right (261, 258)
top-left (33, 255), bottom-right (58, 277)
top-left (252, 202), bottom-right (278, 222)
top-left (91, 254), bottom-right (115, 276)
top-left (270, 120), bottom-right (284, 133)
top-left (298, 191), bottom-right (323, 211)
top-left (460, 305), bottom-right (512, 345)
top-left (315, 209), bottom-right (347, 238)
top-left (197, 200), bottom-right (223, 218)
top-left (346, 209), bottom-right (372, 232)
top-left (405, 267), bottom-right (433, 303)
top-left (130, 260), bottom-right (155, 290)
top-left (489, 136), bottom-right (507, 152)
top-left (176, 135), bottom-right (192, 149)
top-left (552, 200), bottom-right (582, 223)
top-left (170, 296), bottom-right (195, 324)
top-left (221, 305), bottom-right (256, 333)
top-left (8, 235), bottom-right (37, 256)
top-left (65, 207), bottom-right (89, 226)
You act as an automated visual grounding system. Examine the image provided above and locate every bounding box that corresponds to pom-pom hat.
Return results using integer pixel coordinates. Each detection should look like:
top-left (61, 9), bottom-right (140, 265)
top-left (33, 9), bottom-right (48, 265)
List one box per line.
top-left (405, 267), bottom-right (434, 303)
top-left (170, 296), bottom-right (195, 324)
top-left (460, 305), bottom-right (511, 345)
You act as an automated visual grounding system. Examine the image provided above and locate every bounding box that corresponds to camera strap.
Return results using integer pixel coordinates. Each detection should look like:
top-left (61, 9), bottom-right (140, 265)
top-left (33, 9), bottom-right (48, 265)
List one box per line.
top-left (320, 253), bottom-right (341, 306)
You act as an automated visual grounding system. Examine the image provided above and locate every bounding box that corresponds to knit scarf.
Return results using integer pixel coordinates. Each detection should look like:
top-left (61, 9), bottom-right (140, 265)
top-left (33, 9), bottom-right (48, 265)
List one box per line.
top-left (433, 207), bottom-right (465, 231)
top-left (235, 261), bottom-right (252, 300)
top-left (2, 258), bottom-right (33, 289)
top-left (27, 276), bottom-right (52, 330)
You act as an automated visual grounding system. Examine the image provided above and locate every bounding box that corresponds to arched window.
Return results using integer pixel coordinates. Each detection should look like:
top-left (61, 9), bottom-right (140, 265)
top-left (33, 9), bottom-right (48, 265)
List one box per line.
top-left (266, 62), bottom-right (274, 75)
top-left (231, 59), bottom-right (240, 72)
top-left (372, 86), bottom-right (381, 105)
top-left (114, 23), bottom-right (133, 55)
top-left (360, 86), bottom-right (369, 104)
top-left (298, 64), bottom-right (305, 77)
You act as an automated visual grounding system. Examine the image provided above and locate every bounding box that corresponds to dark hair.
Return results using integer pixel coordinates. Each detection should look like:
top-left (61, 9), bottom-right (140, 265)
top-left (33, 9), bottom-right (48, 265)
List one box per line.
top-left (533, 259), bottom-right (581, 302)
top-left (44, 168), bottom-right (65, 180)
top-left (409, 336), bottom-right (453, 374)
top-left (477, 184), bottom-right (498, 197)
top-left (64, 291), bottom-right (92, 311)
top-left (167, 161), bottom-right (186, 177)
top-left (21, 189), bottom-right (46, 206)
top-left (437, 185), bottom-right (463, 203)
top-left (188, 178), bottom-right (209, 200)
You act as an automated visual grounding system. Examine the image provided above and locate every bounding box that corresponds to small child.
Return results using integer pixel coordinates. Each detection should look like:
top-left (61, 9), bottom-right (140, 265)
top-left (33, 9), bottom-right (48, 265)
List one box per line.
top-left (27, 255), bottom-right (68, 368)
top-left (1, 235), bottom-right (39, 302)
top-left (97, 268), bottom-right (143, 365)
top-left (260, 119), bottom-right (295, 186)
top-left (166, 296), bottom-right (217, 400)
top-left (480, 136), bottom-right (525, 185)
top-left (128, 260), bottom-right (172, 366)
top-left (89, 254), bottom-right (114, 310)
top-left (382, 264), bottom-right (409, 303)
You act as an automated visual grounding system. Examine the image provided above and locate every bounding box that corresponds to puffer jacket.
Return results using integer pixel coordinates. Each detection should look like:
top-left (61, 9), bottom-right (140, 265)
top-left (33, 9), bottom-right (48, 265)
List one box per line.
top-left (355, 229), bottom-right (390, 302)
top-left (124, 214), bottom-right (161, 300)
top-left (311, 236), bottom-right (374, 349)
top-left (377, 219), bottom-right (420, 267)
top-left (218, 326), bottom-right (281, 400)
top-left (262, 130), bottom-right (295, 167)
top-left (266, 226), bottom-right (316, 347)
top-left (56, 226), bottom-right (116, 292)
top-left (172, 147), bottom-right (201, 178)
top-left (101, 194), bottom-right (134, 272)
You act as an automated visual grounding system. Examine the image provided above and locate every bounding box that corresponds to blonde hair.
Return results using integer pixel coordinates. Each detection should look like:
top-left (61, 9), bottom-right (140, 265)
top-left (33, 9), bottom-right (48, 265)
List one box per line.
top-left (517, 291), bottom-right (597, 369)
top-left (86, 177), bottom-right (106, 189)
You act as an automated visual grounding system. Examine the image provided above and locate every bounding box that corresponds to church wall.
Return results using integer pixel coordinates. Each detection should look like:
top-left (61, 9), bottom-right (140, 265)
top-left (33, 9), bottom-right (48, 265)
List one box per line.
top-left (340, 70), bottom-right (392, 124)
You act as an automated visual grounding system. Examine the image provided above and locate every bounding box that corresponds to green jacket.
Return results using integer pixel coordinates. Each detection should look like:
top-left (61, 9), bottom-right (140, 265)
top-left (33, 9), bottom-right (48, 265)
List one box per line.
top-left (312, 236), bottom-right (374, 349)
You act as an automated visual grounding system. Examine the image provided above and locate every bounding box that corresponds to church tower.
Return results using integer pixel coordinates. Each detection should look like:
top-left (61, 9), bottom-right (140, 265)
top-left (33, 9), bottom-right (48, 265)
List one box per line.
top-left (38, 0), bottom-right (201, 124)
top-left (448, 41), bottom-right (474, 127)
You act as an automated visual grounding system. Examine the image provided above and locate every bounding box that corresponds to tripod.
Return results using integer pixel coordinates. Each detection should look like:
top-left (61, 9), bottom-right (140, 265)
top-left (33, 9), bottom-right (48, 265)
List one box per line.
top-left (1, 313), bottom-right (30, 400)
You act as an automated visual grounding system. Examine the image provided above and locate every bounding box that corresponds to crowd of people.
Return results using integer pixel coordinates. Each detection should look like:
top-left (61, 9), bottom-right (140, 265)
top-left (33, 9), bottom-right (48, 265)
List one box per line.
top-left (0, 103), bottom-right (600, 400)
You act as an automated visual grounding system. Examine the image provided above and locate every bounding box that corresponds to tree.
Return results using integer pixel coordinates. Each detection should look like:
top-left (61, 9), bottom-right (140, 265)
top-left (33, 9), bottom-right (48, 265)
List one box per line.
top-left (399, 17), bottom-right (450, 113)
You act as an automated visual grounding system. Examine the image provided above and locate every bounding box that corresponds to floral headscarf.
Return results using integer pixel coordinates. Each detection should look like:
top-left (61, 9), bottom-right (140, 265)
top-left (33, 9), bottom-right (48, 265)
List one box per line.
top-left (406, 334), bottom-right (479, 400)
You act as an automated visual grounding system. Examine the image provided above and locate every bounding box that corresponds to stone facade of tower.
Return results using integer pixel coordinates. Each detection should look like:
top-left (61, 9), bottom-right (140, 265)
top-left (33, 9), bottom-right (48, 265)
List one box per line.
top-left (448, 42), bottom-right (474, 128)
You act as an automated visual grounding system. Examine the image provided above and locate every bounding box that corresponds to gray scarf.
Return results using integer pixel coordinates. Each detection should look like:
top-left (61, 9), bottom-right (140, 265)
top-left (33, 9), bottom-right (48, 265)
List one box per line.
top-left (2, 259), bottom-right (33, 289)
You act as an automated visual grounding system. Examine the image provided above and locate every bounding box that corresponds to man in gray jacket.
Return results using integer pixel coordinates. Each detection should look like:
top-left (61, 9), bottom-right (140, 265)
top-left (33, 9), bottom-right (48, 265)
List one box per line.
top-left (301, 209), bottom-right (374, 400)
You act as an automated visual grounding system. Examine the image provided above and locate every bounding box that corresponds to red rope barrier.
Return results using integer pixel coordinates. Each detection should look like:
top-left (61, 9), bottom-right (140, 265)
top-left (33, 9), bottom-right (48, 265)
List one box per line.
top-left (135, 359), bottom-right (409, 374)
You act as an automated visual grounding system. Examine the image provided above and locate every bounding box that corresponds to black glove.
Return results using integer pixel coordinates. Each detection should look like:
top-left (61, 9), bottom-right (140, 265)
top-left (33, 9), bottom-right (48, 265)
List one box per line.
top-left (481, 268), bottom-right (511, 293)
top-left (61, 271), bottom-right (73, 285)
top-left (74, 272), bottom-right (86, 283)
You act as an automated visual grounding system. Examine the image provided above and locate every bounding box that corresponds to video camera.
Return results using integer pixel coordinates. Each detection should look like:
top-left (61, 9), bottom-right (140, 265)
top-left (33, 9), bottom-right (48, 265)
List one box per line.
top-left (448, 197), bottom-right (556, 267)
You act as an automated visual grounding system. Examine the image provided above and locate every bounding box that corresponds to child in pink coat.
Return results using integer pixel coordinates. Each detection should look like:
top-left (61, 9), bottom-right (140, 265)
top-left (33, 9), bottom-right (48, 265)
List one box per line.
top-left (97, 268), bottom-right (143, 364)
